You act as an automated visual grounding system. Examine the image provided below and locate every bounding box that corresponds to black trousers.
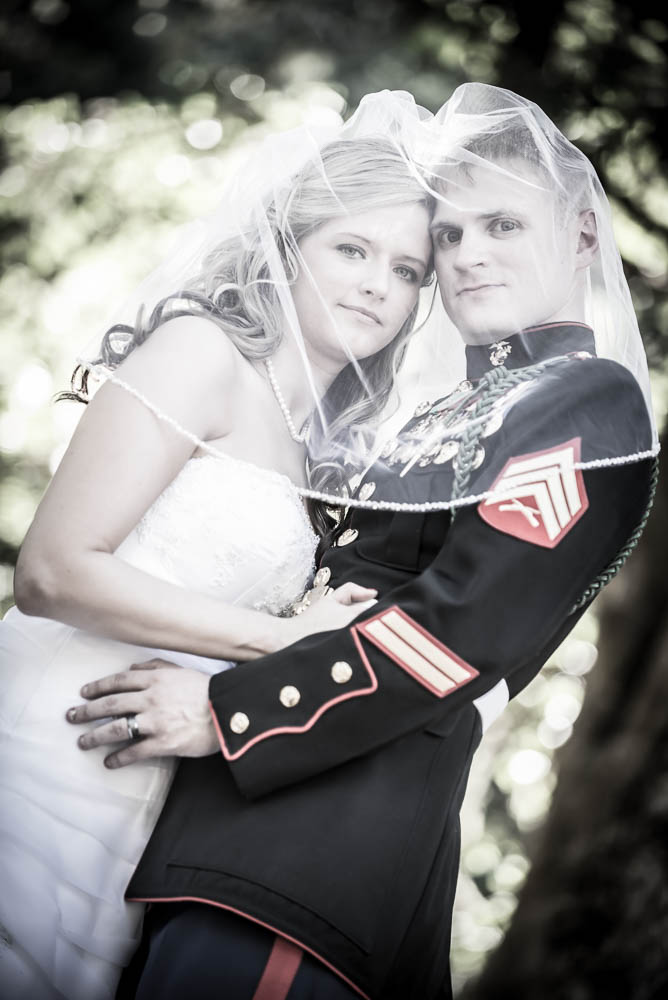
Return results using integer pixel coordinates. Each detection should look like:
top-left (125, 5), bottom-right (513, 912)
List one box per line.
top-left (117, 902), bottom-right (360, 1000)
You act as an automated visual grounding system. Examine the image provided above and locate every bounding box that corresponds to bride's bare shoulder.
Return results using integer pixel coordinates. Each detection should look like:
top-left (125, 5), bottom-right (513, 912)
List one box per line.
top-left (135, 314), bottom-right (248, 387)
top-left (107, 314), bottom-right (256, 441)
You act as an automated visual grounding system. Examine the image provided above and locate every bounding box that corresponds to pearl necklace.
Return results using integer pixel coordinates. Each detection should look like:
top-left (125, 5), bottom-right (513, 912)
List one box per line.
top-left (264, 357), bottom-right (311, 444)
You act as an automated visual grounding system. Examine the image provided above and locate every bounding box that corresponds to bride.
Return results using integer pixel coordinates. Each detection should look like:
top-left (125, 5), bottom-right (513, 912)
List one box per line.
top-left (0, 97), bottom-right (434, 999)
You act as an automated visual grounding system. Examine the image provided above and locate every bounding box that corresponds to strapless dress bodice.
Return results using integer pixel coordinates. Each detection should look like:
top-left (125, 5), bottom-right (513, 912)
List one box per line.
top-left (116, 452), bottom-right (317, 615)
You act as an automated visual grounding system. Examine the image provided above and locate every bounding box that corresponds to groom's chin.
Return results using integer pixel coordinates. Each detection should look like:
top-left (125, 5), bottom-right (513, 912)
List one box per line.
top-left (442, 302), bottom-right (508, 346)
top-left (448, 316), bottom-right (510, 346)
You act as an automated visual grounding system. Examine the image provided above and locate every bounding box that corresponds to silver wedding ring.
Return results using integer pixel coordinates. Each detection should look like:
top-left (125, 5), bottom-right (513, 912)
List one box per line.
top-left (125, 714), bottom-right (141, 741)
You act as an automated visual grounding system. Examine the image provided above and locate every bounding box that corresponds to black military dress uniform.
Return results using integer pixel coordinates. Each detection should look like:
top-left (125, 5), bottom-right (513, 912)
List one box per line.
top-left (125, 322), bottom-right (654, 1000)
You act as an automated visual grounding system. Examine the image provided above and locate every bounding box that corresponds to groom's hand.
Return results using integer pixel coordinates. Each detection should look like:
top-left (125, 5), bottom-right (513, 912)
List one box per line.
top-left (65, 660), bottom-right (218, 768)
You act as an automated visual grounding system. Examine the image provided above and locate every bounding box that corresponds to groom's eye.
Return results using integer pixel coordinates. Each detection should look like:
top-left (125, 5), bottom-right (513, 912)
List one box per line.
top-left (489, 218), bottom-right (521, 235)
top-left (435, 227), bottom-right (461, 248)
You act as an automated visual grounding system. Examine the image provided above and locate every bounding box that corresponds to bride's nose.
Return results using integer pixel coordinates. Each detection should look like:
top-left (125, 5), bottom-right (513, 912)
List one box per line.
top-left (359, 260), bottom-right (389, 298)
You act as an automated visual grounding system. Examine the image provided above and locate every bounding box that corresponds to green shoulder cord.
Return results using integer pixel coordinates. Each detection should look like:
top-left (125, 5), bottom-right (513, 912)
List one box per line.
top-left (569, 454), bottom-right (659, 613)
top-left (449, 361), bottom-right (549, 507)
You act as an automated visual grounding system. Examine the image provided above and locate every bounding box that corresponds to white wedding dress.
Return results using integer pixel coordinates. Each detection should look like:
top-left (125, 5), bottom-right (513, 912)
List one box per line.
top-left (0, 452), bottom-right (318, 1000)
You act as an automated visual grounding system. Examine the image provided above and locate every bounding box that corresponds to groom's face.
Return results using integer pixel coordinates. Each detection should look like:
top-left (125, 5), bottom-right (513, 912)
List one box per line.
top-left (431, 162), bottom-right (582, 345)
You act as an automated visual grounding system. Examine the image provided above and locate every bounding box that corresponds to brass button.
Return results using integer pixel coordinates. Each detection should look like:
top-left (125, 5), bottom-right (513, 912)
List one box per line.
top-left (279, 685), bottom-right (301, 708)
top-left (336, 528), bottom-right (358, 547)
top-left (358, 481), bottom-right (376, 501)
top-left (313, 566), bottom-right (331, 587)
top-left (230, 712), bottom-right (250, 734)
top-left (331, 661), bottom-right (353, 684)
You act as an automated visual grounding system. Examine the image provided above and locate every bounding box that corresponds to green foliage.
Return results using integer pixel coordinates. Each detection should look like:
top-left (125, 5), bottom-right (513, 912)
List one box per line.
top-left (0, 95), bottom-right (224, 592)
top-left (453, 614), bottom-right (600, 988)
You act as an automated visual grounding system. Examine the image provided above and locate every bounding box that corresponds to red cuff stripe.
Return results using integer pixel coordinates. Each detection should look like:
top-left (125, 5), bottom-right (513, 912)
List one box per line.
top-left (252, 935), bottom-right (303, 1000)
top-left (354, 605), bottom-right (478, 698)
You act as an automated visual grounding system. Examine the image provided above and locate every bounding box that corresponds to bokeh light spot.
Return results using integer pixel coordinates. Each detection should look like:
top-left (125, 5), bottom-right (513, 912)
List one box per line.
top-left (230, 75), bottom-right (266, 101)
top-left (155, 155), bottom-right (192, 187)
top-left (133, 13), bottom-right (167, 37)
top-left (185, 119), bottom-right (223, 150)
top-left (508, 749), bottom-right (551, 785)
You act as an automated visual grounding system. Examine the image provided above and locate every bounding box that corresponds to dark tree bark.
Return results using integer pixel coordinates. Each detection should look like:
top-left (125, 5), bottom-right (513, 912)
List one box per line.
top-left (462, 430), bottom-right (668, 999)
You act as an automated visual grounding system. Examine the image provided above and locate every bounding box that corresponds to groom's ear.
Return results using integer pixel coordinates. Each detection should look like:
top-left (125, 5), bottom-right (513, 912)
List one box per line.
top-left (575, 209), bottom-right (598, 269)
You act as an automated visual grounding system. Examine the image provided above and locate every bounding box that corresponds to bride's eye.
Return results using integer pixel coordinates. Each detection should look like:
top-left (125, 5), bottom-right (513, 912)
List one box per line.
top-left (337, 244), bottom-right (365, 258)
top-left (394, 265), bottom-right (419, 283)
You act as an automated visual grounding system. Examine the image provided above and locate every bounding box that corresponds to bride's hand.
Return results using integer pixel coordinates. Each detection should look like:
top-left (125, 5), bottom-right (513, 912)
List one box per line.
top-left (278, 583), bottom-right (377, 649)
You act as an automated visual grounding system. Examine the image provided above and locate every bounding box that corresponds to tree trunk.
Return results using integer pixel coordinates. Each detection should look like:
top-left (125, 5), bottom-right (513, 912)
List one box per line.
top-left (463, 430), bottom-right (668, 1000)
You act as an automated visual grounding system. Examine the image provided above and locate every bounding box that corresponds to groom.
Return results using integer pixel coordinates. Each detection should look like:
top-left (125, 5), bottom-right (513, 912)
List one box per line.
top-left (74, 132), bottom-right (654, 999)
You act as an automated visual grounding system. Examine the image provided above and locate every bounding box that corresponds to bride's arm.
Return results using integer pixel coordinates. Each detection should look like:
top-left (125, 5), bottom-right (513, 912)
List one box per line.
top-left (14, 316), bottom-right (368, 661)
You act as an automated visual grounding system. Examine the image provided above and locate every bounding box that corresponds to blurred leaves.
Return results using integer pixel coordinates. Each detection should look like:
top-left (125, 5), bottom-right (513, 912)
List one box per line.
top-left (2, 1), bottom-right (665, 348)
top-left (452, 615), bottom-right (598, 988)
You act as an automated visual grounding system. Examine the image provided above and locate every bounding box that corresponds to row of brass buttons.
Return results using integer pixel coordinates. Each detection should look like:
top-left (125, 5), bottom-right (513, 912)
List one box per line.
top-left (228, 662), bottom-right (354, 734)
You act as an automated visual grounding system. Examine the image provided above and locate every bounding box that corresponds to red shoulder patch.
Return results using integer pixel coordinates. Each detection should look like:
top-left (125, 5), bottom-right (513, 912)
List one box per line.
top-left (477, 437), bottom-right (588, 548)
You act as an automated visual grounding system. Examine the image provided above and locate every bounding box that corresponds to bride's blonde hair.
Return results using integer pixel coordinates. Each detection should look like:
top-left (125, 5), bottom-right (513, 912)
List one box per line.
top-left (65, 136), bottom-right (434, 500)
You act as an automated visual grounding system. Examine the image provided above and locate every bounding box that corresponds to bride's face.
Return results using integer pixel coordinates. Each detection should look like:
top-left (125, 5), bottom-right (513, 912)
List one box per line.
top-left (290, 202), bottom-right (431, 367)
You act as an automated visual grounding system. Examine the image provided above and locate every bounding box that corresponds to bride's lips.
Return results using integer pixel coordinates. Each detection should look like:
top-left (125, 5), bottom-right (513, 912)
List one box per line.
top-left (339, 304), bottom-right (381, 324)
top-left (457, 283), bottom-right (504, 295)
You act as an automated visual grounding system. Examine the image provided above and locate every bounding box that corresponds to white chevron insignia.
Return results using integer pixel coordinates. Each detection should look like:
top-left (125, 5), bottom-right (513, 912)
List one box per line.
top-left (478, 438), bottom-right (588, 548)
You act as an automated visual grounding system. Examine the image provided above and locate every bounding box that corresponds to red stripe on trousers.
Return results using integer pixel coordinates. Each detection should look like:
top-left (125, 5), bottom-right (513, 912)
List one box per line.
top-left (252, 936), bottom-right (303, 1000)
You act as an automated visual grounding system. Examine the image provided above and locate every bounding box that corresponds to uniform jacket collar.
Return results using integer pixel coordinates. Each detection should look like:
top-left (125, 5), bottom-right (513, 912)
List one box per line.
top-left (465, 321), bottom-right (596, 381)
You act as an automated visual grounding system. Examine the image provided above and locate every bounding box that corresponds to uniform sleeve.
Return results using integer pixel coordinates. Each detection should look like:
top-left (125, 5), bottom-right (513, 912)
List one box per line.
top-left (209, 369), bottom-right (654, 798)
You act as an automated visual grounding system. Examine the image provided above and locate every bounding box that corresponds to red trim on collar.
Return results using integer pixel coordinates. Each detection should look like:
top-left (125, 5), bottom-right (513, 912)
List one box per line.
top-left (521, 321), bottom-right (593, 334)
